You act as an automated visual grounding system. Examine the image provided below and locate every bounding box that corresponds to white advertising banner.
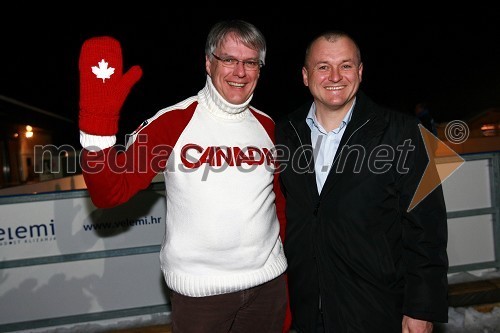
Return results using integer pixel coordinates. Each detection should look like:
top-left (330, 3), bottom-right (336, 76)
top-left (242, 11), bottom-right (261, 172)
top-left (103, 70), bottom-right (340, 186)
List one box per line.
top-left (0, 190), bottom-right (166, 259)
top-left (0, 188), bottom-right (170, 329)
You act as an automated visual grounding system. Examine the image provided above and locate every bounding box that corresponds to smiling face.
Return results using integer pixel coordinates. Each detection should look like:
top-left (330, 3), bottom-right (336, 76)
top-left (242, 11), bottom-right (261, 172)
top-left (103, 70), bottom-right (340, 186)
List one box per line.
top-left (205, 32), bottom-right (261, 105)
top-left (302, 36), bottom-right (363, 114)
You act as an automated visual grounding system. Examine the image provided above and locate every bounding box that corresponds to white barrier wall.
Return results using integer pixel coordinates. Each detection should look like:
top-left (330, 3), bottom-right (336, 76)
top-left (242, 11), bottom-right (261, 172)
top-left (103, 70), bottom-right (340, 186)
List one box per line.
top-left (0, 187), bottom-right (170, 332)
top-left (442, 157), bottom-right (497, 269)
top-left (443, 158), bottom-right (492, 212)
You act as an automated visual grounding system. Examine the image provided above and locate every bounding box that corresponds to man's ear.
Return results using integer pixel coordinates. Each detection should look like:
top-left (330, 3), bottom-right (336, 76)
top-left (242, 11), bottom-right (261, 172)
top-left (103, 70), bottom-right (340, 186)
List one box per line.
top-left (205, 55), bottom-right (212, 76)
top-left (302, 67), bottom-right (309, 87)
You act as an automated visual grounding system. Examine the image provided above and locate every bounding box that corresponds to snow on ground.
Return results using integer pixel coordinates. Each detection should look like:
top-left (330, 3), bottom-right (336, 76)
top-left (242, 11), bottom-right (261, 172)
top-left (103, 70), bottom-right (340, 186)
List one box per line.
top-left (435, 306), bottom-right (500, 332)
top-left (435, 269), bottom-right (500, 332)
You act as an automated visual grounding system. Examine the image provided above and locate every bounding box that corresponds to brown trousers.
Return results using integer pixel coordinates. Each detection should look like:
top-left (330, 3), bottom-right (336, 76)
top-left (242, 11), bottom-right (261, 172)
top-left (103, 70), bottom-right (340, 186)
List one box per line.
top-left (170, 273), bottom-right (287, 333)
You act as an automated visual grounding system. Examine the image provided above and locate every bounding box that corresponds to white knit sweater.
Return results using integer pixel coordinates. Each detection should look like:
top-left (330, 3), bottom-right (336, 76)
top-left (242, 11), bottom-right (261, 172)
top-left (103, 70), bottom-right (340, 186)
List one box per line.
top-left (144, 77), bottom-right (286, 297)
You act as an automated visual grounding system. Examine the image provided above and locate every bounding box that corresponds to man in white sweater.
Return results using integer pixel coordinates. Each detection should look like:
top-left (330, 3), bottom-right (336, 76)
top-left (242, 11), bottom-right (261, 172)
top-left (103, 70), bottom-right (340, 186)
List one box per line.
top-left (78, 20), bottom-right (289, 332)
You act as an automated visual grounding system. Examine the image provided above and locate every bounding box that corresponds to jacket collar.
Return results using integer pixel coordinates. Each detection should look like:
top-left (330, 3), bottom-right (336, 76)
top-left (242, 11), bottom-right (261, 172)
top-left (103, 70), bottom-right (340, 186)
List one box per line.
top-left (285, 90), bottom-right (390, 198)
top-left (287, 90), bottom-right (387, 139)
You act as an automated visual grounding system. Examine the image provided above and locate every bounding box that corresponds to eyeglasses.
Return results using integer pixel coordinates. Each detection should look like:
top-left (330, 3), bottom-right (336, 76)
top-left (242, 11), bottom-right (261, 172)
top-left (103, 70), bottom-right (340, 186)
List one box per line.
top-left (211, 53), bottom-right (263, 71)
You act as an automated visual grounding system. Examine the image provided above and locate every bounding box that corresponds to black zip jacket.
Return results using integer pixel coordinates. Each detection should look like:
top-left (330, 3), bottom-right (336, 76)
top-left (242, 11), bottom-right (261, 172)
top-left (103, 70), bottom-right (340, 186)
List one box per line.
top-left (275, 91), bottom-right (448, 333)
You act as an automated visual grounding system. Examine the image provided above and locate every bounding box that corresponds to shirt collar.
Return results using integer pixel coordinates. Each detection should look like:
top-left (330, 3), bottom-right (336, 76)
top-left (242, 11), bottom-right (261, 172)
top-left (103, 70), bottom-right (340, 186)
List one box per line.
top-left (306, 99), bottom-right (356, 134)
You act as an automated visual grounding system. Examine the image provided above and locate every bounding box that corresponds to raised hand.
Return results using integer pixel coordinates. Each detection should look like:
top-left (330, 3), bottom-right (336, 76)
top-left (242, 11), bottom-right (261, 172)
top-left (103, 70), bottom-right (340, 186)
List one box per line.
top-left (79, 36), bottom-right (142, 136)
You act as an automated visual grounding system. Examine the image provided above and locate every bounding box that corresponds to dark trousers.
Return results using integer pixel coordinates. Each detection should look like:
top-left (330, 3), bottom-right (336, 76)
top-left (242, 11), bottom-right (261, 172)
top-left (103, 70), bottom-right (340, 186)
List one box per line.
top-left (291, 311), bottom-right (325, 333)
top-left (170, 273), bottom-right (287, 333)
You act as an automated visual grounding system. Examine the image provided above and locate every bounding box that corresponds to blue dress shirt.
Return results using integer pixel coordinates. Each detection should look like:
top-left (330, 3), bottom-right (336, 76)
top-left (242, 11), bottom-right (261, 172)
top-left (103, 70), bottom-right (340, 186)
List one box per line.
top-left (306, 102), bottom-right (354, 193)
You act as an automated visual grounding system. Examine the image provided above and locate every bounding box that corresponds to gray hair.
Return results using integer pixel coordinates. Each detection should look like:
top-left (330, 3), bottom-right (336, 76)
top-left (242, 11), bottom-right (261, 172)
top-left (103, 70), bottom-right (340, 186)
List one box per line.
top-left (205, 19), bottom-right (266, 65)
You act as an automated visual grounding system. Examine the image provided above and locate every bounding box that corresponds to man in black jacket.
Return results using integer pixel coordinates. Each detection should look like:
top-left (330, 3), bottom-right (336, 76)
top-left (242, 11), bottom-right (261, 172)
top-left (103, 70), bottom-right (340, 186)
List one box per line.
top-left (275, 31), bottom-right (448, 333)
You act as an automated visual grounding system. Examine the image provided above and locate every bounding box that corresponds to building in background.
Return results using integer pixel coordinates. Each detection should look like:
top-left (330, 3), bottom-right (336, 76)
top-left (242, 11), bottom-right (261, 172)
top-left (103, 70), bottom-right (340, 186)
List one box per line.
top-left (0, 96), bottom-right (80, 189)
top-left (437, 108), bottom-right (500, 155)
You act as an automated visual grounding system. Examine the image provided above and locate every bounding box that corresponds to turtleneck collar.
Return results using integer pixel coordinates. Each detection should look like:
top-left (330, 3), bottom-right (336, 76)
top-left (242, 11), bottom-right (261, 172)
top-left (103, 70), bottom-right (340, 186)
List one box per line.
top-left (197, 75), bottom-right (252, 120)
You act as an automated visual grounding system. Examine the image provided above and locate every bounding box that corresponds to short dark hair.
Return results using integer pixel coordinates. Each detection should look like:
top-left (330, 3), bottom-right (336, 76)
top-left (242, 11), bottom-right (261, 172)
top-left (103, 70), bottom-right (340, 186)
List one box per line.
top-left (304, 30), bottom-right (361, 66)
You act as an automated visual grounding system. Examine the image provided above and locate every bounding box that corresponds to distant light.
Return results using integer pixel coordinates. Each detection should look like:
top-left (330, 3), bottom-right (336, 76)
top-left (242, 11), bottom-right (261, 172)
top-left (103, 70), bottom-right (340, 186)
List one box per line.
top-left (24, 125), bottom-right (34, 138)
top-left (481, 123), bottom-right (497, 137)
top-left (13, 133), bottom-right (19, 138)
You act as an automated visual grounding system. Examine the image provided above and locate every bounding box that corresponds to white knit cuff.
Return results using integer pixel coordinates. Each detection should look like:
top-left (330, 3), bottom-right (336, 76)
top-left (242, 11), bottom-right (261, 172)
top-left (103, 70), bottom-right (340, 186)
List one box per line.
top-left (80, 131), bottom-right (116, 151)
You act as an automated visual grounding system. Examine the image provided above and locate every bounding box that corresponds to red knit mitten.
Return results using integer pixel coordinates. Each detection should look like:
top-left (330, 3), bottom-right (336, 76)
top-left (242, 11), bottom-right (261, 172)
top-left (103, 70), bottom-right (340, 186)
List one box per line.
top-left (79, 36), bottom-right (142, 136)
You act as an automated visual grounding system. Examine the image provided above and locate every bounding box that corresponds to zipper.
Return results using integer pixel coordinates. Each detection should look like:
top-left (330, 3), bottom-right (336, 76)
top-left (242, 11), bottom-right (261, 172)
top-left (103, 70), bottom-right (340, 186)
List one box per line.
top-left (330, 118), bottom-right (371, 167)
top-left (288, 117), bottom-right (371, 331)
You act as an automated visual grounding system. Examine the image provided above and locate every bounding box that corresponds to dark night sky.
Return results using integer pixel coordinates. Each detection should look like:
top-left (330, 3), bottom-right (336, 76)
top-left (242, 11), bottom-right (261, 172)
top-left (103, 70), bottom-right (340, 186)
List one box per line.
top-left (2, 8), bottom-right (500, 146)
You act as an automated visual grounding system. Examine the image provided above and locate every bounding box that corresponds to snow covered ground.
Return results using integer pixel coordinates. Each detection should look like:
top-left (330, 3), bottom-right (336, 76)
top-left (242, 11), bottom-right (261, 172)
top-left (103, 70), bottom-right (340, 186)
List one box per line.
top-left (435, 270), bottom-right (500, 332)
top-left (435, 306), bottom-right (500, 332)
